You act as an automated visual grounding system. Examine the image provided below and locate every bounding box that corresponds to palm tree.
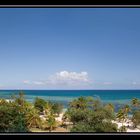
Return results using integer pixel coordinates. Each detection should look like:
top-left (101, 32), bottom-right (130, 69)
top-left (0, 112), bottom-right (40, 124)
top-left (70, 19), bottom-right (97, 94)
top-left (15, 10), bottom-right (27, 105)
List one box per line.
top-left (123, 105), bottom-right (131, 114)
top-left (41, 102), bottom-right (58, 131)
top-left (44, 102), bottom-right (52, 117)
top-left (69, 97), bottom-right (88, 110)
top-left (61, 111), bottom-right (70, 128)
top-left (131, 98), bottom-right (140, 108)
top-left (11, 92), bottom-right (28, 113)
top-left (25, 107), bottom-right (42, 129)
top-left (116, 106), bottom-right (131, 132)
top-left (77, 97), bottom-right (88, 109)
top-left (131, 111), bottom-right (140, 128)
top-left (122, 105), bottom-right (131, 125)
top-left (45, 113), bottom-right (57, 132)
top-left (0, 99), bottom-right (7, 105)
top-left (104, 103), bottom-right (114, 113)
top-left (116, 109), bottom-right (126, 125)
top-left (16, 91), bottom-right (25, 106)
top-left (92, 99), bottom-right (102, 111)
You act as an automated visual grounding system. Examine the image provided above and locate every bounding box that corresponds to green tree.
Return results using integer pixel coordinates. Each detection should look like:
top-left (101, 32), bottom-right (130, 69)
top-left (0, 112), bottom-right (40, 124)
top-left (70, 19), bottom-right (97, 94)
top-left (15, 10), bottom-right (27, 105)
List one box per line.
top-left (65, 97), bottom-right (117, 132)
top-left (70, 108), bottom-right (117, 132)
top-left (34, 97), bottom-right (47, 113)
top-left (44, 101), bottom-right (52, 117)
top-left (123, 105), bottom-right (131, 120)
top-left (13, 91), bottom-right (26, 106)
top-left (70, 122), bottom-right (94, 132)
top-left (131, 111), bottom-right (140, 128)
top-left (116, 109), bottom-right (126, 124)
top-left (43, 112), bottom-right (57, 132)
top-left (92, 99), bottom-right (102, 111)
top-left (51, 102), bottom-right (63, 116)
top-left (104, 103), bottom-right (114, 113)
top-left (25, 107), bottom-right (42, 129)
top-left (69, 96), bottom-right (88, 110)
top-left (116, 105), bottom-right (130, 132)
top-left (131, 98), bottom-right (140, 108)
top-left (66, 108), bottom-right (90, 124)
top-left (10, 112), bottom-right (28, 132)
top-left (119, 125), bottom-right (127, 132)
top-left (0, 101), bottom-right (28, 132)
top-left (0, 99), bottom-right (8, 105)
top-left (47, 114), bottom-right (57, 132)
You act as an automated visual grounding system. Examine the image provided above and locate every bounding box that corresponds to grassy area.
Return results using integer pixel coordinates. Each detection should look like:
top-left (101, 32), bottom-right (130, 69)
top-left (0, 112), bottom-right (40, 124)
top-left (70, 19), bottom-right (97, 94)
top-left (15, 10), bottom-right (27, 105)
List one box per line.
top-left (30, 127), bottom-right (69, 132)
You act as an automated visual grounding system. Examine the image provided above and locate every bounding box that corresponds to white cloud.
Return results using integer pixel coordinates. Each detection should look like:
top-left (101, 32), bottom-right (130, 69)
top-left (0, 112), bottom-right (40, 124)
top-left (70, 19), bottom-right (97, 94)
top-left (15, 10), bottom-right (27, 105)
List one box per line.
top-left (23, 80), bottom-right (45, 85)
top-left (33, 81), bottom-right (45, 85)
top-left (47, 71), bottom-right (90, 86)
top-left (22, 71), bottom-right (91, 88)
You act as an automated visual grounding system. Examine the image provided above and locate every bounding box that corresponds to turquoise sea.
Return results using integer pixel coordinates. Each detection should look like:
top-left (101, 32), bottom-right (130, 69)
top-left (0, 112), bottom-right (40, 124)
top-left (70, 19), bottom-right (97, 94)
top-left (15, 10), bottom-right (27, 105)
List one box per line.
top-left (0, 90), bottom-right (140, 110)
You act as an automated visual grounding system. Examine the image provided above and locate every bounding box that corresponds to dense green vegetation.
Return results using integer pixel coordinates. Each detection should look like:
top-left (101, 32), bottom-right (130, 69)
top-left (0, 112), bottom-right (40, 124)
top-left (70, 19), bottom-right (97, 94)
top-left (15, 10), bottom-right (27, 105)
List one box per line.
top-left (132, 111), bottom-right (140, 128)
top-left (34, 97), bottom-right (63, 116)
top-left (0, 92), bottom-right (63, 132)
top-left (63, 97), bottom-right (117, 132)
top-left (0, 93), bottom-right (28, 132)
top-left (0, 91), bottom-right (140, 132)
top-left (34, 97), bottom-right (47, 113)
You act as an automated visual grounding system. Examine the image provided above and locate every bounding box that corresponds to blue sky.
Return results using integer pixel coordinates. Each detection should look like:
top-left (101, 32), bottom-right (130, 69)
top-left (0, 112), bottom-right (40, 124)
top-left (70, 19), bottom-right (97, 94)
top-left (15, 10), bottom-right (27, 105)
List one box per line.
top-left (0, 8), bottom-right (140, 89)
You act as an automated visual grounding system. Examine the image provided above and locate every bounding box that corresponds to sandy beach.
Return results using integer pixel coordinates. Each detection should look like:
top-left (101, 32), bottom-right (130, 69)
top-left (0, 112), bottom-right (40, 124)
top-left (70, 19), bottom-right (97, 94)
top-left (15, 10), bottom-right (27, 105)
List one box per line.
top-left (112, 119), bottom-right (140, 132)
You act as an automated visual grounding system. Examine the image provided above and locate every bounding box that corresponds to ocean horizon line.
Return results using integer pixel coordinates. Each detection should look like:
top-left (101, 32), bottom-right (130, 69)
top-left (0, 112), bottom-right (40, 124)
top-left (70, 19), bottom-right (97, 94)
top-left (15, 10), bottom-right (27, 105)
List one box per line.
top-left (0, 89), bottom-right (140, 91)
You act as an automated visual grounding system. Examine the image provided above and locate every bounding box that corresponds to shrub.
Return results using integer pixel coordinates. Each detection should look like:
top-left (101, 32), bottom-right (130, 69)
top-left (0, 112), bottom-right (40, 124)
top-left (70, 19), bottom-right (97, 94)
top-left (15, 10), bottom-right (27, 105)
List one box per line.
top-left (34, 97), bottom-right (47, 113)
top-left (65, 97), bottom-right (117, 132)
top-left (119, 125), bottom-right (127, 132)
top-left (51, 102), bottom-right (63, 116)
top-left (0, 103), bottom-right (28, 132)
top-left (132, 111), bottom-right (140, 128)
